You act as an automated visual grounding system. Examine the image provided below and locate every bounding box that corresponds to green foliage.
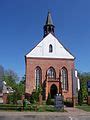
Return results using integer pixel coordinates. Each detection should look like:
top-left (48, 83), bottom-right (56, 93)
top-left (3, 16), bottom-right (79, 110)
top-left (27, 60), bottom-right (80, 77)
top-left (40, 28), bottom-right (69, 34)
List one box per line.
top-left (78, 90), bottom-right (83, 105)
top-left (30, 85), bottom-right (42, 103)
top-left (64, 97), bottom-right (73, 107)
top-left (7, 92), bottom-right (18, 104)
top-left (38, 85), bottom-right (42, 94)
top-left (0, 103), bottom-right (65, 112)
top-left (0, 65), bottom-right (4, 80)
top-left (76, 104), bottom-right (90, 112)
top-left (30, 91), bottom-right (38, 103)
top-left (23, 99), bottom-right (28, 110)
top-left (3, 70), bottom-right (25, 104)
top-left (7, 82), bottom-right (25, 104)
top-left (16, 81), bottom-right (25, 99)
top-left (78, 72), bottom-right (90, 102)
top-left (64, 101), bottom-right (73, 107)
top-left (7, 94), bottom-right (14, 104)
top-left (46, 93), bottom-right (52, 105)
top-left (4, 70), bottom-right (19, 86)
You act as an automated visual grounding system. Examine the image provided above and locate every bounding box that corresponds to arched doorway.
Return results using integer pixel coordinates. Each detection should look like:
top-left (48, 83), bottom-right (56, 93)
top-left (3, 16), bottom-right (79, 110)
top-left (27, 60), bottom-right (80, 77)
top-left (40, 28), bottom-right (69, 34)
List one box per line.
top-left (50, 84), bottom-right (57, 98)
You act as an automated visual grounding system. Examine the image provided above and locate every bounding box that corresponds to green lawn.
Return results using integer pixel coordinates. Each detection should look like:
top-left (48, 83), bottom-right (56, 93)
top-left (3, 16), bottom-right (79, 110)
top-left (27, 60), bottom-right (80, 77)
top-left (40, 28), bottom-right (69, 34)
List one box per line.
top-left (0, 104), bottom-right (64, 112)
top-left (76, 104), bottom-right (90, 112)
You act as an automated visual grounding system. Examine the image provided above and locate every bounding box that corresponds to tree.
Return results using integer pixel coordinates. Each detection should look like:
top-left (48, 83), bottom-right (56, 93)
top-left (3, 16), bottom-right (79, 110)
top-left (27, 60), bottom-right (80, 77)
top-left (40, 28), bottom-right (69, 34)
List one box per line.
top-left (4, 70), bottom-right (25, 103)
top-left (0, 65), bottom-right (4, 92)
top-left (78, 72), bottom-right (90, 103)
top-left (16, 78), bottom-right (25, 99)
top-left (4, 69), bottom-right (19, 85)
top-left (0, 65), bottom-right (4, 81)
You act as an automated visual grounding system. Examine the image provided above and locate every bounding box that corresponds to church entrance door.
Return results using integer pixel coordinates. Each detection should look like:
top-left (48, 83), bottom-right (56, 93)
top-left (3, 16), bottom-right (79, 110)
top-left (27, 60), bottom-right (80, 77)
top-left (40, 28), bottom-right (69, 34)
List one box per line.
top-left (50, 84), bottom-right (57, 98)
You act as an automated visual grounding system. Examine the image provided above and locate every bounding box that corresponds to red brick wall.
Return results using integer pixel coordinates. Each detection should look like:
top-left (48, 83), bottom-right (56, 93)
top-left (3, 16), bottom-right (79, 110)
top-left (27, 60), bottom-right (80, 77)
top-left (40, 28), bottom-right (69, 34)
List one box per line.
top-left (25, 57), bottom-right (74, 100)
top-left (3, 93), bottom-right (8, 104)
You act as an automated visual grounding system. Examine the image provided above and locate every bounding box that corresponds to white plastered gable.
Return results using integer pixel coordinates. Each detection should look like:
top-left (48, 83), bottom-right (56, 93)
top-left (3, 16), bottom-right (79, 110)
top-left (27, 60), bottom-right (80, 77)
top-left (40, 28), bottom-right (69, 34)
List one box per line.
top-left (26, 33), bottom-right (74, 59)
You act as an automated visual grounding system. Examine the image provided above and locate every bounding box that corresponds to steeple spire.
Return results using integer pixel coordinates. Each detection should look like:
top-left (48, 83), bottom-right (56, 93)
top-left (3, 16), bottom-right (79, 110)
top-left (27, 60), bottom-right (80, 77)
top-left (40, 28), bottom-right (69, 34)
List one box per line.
top-left (43, 12), bottom-right (55, 37)
top-left (46, 12), bottom-right (54, 25)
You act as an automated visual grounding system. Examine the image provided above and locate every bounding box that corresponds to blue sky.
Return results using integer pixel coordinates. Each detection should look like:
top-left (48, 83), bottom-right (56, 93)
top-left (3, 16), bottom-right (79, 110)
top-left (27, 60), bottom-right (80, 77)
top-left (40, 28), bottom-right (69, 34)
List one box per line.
top-left (0, 0), bottom-right (90, 77)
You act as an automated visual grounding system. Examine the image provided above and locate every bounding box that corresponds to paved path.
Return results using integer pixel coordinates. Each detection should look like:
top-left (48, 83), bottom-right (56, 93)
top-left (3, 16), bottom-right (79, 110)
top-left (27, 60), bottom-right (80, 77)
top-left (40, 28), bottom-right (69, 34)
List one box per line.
top-left (65, 108), bottom-right (90, 120)
top-left (0, 108), bottom-right (90, 120)
top-left (0, 111), bottom-right (90, 120)
top-left (0, 107), bottom-right (89, 116)
top-left (65, 107), bottom-right (90, 116)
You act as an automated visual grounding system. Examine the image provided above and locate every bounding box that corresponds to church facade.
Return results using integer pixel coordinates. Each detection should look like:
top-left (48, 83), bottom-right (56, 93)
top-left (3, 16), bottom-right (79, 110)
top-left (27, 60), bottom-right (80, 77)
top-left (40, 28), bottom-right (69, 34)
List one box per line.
top-left (25, 12), bottom-right (75, 101)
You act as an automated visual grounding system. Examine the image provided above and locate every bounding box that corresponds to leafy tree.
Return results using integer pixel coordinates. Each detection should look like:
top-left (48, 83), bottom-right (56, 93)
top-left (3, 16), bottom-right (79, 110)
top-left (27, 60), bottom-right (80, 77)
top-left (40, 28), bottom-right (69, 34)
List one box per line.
top-left (4, 69), bottom-right (19, 85)
top-left (8, 92), bottom-right (17, 104)
top-left (78, 72), bottom-right (90, 103)
top-left (0, 65), bottom-right (4, 92)
top-left (3, 70), bottom-right (25, 103)
top-left (16, 79), bottom-right (25, 99)
top-left (0, 65), bottom-right (4, 81)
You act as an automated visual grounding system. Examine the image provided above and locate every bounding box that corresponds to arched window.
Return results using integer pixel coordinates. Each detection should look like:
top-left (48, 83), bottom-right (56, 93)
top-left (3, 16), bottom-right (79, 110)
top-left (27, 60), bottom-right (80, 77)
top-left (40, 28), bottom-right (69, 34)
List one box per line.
top-left (61, 67), bottom-right (68, 90)
top-left (47, 67), bottom-right (56, 79)
top-left (35, 66), bottom-right (42, 89)
top-left (49, 44), bottom-right (53, 53)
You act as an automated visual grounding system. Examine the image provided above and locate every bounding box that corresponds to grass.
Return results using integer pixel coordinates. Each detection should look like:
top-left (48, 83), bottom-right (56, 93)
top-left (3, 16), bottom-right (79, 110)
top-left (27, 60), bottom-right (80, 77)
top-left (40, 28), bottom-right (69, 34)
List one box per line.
top-left (76, 104), bottom-right (90, 112)
top-left (0, 104), bottom-right (23, 111)
top-left (37, 105), bottom-right (64, 112)
top-left (0, 103), bottom-right (64, 112)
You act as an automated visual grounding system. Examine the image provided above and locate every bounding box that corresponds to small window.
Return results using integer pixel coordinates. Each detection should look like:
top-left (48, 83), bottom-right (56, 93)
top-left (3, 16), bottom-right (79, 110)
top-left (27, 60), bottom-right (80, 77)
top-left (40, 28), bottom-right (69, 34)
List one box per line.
top-left (49, 44), bottom-right (53, 53)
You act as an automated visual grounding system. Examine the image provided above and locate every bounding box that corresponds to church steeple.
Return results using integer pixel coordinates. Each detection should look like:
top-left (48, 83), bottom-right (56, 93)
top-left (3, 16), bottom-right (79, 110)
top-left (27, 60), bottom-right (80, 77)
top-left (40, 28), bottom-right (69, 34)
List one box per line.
top-left (43, 12), bottom-right (55, 37)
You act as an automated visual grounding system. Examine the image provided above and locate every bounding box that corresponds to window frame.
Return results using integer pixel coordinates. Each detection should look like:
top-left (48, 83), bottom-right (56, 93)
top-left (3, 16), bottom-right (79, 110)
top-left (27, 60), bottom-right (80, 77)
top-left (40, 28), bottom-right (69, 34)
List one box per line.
top-left (49, 44), bottom-right (53, 53)
top-left (35, 66), bottom-right (42, 89)
top-left (47, 67), bottom-right (56, 79)
top-left (61, 67), bottom-right (68, 91)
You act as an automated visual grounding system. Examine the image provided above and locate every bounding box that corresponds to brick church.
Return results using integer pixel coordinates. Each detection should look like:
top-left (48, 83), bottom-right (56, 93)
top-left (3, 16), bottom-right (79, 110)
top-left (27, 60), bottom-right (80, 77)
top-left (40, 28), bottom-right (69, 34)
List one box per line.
top-left (25, 12), bottom-right (76, 102)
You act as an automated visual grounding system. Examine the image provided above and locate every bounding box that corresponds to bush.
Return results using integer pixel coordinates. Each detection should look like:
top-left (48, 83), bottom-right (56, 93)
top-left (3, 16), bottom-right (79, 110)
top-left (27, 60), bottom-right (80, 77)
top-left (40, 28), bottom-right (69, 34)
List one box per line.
top-left (78, 90), bottom-right (83, 105)
top-left (30, 91), bottom-right (39, 103)
top-left (64, 97), bottom-right (73, 107)
top-left (45, 105), bottom-right (56, 112)
top-left (64, 101), bottom-right (73, 107)
top-left (46, 93), bottom-right (52, 105)
top-left (17, 100), bottom-right (23, 105)
top-left (30, 85), bottom-right (42, 103)
top-left (7, 92), bottom-right (23, 104)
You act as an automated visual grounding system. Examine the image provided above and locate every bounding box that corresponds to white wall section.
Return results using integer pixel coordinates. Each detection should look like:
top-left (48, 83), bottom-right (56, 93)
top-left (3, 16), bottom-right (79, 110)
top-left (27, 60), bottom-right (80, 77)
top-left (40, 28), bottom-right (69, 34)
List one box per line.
top-left (26, 33), bottom-right (74, 59)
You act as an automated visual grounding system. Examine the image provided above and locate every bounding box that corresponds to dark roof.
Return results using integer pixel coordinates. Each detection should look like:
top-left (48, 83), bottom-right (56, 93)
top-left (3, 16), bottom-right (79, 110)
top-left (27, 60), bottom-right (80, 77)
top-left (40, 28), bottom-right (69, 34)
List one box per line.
top-left (45, 12), bottom-right (54, 26)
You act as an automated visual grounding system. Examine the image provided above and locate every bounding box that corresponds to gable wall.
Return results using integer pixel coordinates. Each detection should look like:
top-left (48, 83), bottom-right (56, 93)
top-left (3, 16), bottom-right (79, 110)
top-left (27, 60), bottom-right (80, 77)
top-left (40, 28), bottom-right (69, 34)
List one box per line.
top-left (25, 57), bottom-right (75, 100)
top-left (26, 34), bottom-right (74, 59)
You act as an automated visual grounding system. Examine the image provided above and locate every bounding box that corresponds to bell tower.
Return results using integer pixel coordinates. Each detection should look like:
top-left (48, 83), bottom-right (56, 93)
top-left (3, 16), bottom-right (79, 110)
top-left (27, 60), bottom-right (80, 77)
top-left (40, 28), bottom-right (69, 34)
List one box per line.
top-left (43, 12), bottom-right (55, 37)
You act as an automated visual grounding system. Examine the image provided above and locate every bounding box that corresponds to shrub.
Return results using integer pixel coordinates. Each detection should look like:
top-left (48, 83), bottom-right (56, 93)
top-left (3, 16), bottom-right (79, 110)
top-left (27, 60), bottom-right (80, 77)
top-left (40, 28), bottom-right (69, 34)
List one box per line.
top-left (64, 97), bottom-right (73, 107)
top-left (30, 85), bottom-right (42, 103)
top-left (30, 91), bottom-right (38, 103)
top-left (7, 91), bottom-right (23, 104)
top-left (64, 101), bottom-right (73, 107)
top-left (78, 90), bottom-right (83, 105)
top-left (46, 93), bottom-right (52, 105)
top-left (17, 100), bottom-right (23, 105)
